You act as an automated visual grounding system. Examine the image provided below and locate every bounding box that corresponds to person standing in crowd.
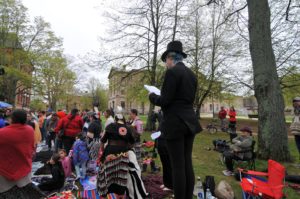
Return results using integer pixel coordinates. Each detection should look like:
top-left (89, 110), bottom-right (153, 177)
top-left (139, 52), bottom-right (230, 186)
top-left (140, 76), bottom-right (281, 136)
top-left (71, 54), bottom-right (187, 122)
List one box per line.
top-left (97, 109), bottom-right (148, 198)
top-left (55, 108), bottom-right (83, 154)
top-left (291, 97), bottom-right (300, 163)
top-left (104, 109), bottom-right (114, 128)
top-left (149, 40), bottom-right (202, 199)
top-left (128, 109), bottom-right (144, 166)
top-left (156, 110), bottom-right (173, 192)
top-left (0, 109), bottom-right (43, 198)
top-left (26, 112), bottom-right (42, 147)
top-left (46, 113), bottom-right (59, 151)
top-left (38, 111), bottom-right (46, 141)
top-left (150, 111), bottom-right (157, 131)
top-left (72, 133), bottom-right (89, 180)
top-left (54, 110), bottom-right (67, 152)
top-left (218, 106), bottom-right (227, 132)
top-left (87, 112), bottom-right (102, 140)
top-left (222, 127), bottom-right (253, 176)
top-left (228, 106), bottom-right (237, 142)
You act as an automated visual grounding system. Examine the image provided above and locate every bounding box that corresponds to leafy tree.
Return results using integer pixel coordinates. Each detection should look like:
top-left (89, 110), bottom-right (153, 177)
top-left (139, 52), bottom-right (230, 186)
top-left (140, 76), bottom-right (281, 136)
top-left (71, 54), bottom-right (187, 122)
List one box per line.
top-left (29, 98), bottom-right (46, 111)
top-left (34, 51), bottom-right (77, 111)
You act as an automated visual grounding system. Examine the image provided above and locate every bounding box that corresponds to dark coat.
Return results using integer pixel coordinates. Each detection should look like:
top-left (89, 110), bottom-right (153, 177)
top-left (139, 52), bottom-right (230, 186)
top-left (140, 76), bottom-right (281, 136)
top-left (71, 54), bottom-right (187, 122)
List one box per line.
top-left (149, 62), bottom-right (202, 139)
top-left (38, 163), bottom-right (65, 191)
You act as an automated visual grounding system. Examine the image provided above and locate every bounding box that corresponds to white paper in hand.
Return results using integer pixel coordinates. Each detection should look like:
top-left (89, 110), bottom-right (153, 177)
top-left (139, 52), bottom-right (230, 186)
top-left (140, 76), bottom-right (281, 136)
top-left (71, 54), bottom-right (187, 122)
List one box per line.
top-left (144, 85), bottom-right (161, 95)
top-left (151, 131), bottom-right (161, 140)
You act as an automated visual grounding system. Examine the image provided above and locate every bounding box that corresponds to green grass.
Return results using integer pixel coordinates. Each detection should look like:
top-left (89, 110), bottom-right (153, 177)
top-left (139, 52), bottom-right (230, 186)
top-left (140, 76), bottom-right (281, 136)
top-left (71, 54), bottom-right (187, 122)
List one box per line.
top-left (141, 130), bottom-right (300, 199)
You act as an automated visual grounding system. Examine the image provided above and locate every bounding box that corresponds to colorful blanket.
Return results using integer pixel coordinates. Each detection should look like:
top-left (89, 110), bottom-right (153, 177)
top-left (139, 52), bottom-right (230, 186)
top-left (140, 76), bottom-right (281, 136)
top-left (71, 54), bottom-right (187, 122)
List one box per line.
top-left (80, 175), bottom-right (97, 191)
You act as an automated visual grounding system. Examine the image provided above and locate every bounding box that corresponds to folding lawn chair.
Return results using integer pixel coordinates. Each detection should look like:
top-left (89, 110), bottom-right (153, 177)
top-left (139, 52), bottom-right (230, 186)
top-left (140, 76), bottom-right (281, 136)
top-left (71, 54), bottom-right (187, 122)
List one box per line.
top-left (233, 140), bottom-right (256, 170)
top-left (239, 159), bottom-right (286, 199)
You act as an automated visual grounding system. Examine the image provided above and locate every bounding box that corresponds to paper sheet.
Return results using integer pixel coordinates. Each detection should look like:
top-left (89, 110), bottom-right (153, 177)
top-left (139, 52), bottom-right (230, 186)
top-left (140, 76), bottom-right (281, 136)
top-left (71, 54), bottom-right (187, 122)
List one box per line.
top-left (151, 131), bottom-right (161, 140)
top-left (144, 85), bottom-right (161, 95)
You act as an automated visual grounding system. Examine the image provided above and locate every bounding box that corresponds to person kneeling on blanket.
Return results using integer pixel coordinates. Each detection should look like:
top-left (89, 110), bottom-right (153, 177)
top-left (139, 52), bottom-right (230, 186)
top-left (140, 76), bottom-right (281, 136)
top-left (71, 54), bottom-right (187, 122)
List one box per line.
top-left (222, 127), bottom-right (253, 176)
top-left (97, 109), bottom-right (148, 199)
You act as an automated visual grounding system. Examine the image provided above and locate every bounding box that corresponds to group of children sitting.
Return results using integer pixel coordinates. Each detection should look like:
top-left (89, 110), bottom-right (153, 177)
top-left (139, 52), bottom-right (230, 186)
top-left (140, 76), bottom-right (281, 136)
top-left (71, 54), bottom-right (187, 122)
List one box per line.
top-left (37, 133), bottom-right (90, 193)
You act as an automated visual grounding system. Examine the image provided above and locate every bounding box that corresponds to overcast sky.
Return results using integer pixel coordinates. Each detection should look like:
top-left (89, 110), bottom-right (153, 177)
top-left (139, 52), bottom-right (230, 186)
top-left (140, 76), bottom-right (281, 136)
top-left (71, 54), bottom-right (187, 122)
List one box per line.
top-left (22, 0), bottom-right (109, 85)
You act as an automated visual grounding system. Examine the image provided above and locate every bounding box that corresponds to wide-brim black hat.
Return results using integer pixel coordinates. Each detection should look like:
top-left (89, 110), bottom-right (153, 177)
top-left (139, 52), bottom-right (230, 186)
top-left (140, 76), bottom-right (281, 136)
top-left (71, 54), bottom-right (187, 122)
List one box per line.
top-left (161, 40), bottom-right (187, 62)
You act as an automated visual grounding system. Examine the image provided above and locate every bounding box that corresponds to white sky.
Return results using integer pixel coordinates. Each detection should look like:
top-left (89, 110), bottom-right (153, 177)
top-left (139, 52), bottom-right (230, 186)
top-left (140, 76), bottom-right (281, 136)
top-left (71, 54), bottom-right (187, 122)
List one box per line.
top-left (22, 0), bottom-right (109, 85)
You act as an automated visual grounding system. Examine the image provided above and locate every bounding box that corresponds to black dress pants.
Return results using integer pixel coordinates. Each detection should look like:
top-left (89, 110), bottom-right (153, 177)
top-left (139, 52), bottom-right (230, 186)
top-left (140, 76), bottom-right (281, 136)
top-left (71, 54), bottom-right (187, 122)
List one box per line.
top-left (166, 132), bottom-right (195, 199)
top-left (157, 138), bottom-right (173, 189)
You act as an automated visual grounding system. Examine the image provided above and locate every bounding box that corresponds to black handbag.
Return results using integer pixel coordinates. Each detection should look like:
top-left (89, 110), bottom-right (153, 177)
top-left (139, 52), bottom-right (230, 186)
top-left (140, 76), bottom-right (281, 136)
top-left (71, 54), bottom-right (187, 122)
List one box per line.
top-left (58, 118), bottom-right (73, 139)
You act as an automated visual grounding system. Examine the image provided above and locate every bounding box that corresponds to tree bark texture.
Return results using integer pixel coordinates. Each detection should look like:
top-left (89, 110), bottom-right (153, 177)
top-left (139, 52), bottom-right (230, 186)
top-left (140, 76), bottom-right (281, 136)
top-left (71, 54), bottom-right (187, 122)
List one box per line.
top-left (247, 0), bottom-right (290, 161)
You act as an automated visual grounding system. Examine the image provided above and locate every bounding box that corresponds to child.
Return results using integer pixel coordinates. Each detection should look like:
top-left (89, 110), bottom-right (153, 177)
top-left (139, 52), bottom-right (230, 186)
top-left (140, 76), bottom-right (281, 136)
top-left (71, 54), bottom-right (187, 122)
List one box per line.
top-left (38, 154), bottom-right (65, 192)
top-left (72, 133), bottom-right (89, 179)
top-left (59, 149), bottom-right (72, 178)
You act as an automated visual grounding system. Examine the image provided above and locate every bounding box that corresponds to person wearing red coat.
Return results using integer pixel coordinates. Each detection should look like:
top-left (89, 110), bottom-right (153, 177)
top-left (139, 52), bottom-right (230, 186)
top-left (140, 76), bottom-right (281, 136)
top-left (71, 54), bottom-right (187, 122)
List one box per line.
top-left (218, 107), bottom-right (227, 131)
top-left (55, 109), bottom-right (84, 154)
top-left (228, 106), bottom-right (237, 141)
top-left (0, 110), bottom-right (35, 194)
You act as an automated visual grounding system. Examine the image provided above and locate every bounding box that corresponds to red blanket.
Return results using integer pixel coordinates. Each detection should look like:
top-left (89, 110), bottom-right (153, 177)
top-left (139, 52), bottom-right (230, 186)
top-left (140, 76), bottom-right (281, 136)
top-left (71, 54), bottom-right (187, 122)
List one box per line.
top-left (0, 124), bottom-right (34, 180)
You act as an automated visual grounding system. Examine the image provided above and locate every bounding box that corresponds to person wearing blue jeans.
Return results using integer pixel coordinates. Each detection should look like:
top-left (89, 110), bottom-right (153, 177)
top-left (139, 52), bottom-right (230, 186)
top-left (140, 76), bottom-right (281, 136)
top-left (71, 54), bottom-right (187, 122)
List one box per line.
top-left (75, 161), bottom-right (87, 180)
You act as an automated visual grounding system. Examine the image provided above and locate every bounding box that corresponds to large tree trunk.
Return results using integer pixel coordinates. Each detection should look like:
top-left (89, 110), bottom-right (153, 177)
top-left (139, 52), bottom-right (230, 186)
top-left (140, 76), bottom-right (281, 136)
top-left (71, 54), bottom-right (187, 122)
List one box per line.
top-left (247, 0), bottom-right (290, 161)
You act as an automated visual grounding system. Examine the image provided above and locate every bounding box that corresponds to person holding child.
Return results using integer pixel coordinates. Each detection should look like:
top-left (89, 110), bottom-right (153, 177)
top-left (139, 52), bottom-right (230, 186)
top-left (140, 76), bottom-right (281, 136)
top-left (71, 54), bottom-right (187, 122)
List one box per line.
top-left (38, 154), bottom-right (65, 192)
top-left (72, 133), bottom-right (89, 180)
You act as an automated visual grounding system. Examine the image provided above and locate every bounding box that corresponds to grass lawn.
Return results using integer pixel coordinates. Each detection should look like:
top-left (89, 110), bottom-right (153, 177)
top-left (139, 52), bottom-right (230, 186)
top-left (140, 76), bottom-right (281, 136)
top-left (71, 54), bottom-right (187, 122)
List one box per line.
top-left (139, 117), bottom-right (300, 199)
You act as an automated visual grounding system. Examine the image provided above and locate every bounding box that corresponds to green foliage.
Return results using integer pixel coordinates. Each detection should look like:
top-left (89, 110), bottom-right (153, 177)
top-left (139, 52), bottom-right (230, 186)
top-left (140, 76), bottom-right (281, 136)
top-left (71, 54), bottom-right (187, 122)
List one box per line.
top-left (29, 98), bottom-right (46, 111)
top-left (281, 71), bottom-right (300, 107)
top-left (34, 52), bottom-right (77, 110)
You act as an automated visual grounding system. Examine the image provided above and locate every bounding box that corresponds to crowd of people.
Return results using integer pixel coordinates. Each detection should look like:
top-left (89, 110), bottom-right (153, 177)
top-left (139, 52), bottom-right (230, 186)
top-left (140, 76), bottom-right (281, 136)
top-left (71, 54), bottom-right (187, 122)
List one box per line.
top-left (2, 40), bottom-right (297, 199)
top-left (0, 107), bottom-right (151, 198)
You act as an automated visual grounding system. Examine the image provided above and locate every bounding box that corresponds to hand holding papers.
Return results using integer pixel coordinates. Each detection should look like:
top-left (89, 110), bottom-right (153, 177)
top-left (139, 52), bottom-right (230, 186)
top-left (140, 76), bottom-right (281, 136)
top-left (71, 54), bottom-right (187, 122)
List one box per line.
top-left (144, 85), bottom-right (161, 95)
top-left (151, 131), bottom-right (161, 140)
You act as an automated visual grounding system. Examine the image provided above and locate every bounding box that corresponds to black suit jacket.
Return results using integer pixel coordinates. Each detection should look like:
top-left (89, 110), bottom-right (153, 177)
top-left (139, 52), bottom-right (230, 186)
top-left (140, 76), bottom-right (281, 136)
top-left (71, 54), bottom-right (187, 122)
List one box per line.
top-left (149, 62), bottom-right (202, 139)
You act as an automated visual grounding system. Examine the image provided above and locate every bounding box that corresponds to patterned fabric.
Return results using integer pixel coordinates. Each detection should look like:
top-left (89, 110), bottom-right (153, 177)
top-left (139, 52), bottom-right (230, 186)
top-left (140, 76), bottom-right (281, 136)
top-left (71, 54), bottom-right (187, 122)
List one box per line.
top-left (97, 153), bottom-right (129, 196)
top-left (88, 138), bottom-right (101, 161)
top-left (96, 151), bottom-right (148, 199)
top-left (72, 140), bottom-right (89, 165)
top-left (0, 183), bottom-right (45, 199)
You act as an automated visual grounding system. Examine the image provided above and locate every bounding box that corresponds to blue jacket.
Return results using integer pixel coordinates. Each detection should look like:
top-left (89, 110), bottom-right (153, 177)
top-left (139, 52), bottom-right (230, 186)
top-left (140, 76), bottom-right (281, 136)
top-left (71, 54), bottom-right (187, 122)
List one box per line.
top-left (72, 139), bottom-right (89, 165)
top-left (0, 119), bottom-right (5, 128)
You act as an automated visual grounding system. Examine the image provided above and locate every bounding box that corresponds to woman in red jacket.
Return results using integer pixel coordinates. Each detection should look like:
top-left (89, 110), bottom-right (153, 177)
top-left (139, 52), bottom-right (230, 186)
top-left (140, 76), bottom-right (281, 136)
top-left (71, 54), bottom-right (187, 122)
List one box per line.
top-left (228, 106), bottom-right (237, 141)
top-left (55, 109), bottom-right (83, 154)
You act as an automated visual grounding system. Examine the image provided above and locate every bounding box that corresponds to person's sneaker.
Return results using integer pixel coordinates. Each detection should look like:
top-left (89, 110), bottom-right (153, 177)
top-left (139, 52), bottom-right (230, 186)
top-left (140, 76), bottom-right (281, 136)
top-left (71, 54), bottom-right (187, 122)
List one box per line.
top-left (223, 170), bottom-right (234, 176)
top-left (160, 184), bottom-right (165, 189)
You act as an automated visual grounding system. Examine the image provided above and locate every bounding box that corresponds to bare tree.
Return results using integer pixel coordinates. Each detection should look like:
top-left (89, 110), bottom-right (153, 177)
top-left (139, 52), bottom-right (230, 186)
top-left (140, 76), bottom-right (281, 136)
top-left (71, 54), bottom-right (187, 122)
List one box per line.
top-left (182, 0), bottom-right (238, 117)
top-left (91, 0), bottom-right (185, 129)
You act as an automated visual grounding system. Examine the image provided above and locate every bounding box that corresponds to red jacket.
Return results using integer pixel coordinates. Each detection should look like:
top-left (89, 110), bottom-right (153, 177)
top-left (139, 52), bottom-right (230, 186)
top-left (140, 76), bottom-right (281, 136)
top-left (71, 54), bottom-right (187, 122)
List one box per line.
top-left (228, 110), bottom-right (237, 122)
top-left (0, 124), bottom-right (34, 180)
top-left (218, 110), bottom-right (227, 119)
top-left (55, 114), bottom-right (84, 137)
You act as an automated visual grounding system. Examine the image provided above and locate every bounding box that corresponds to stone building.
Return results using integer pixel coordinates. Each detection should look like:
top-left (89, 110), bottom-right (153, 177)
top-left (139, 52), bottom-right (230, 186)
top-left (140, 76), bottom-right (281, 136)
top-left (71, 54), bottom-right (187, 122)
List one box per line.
top-left (108, 67), bottom-right (151, 114)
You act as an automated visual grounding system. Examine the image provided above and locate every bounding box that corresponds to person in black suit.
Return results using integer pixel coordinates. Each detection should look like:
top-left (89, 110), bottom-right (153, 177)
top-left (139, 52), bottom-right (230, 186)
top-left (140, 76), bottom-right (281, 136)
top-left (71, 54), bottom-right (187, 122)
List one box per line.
top-left (149, 40), bottom-right (202, 199)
